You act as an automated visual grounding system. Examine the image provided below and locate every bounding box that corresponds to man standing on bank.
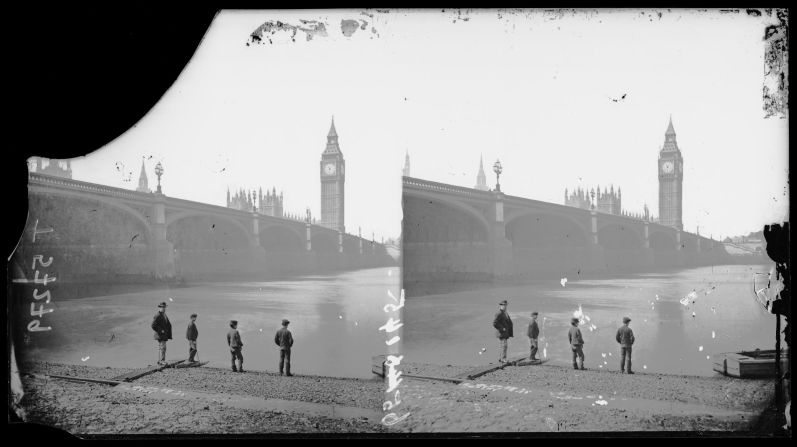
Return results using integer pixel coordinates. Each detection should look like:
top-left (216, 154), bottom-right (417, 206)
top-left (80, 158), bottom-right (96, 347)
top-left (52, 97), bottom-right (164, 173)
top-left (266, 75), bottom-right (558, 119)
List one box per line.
top-left (227, 320), bottom-right (244, 373)
top-left (274, 319), bottom-right (294, 376)
top-left (493, 300), bottom-right (513, 364)
top-left (527, 311), bottom-right (540, 361)
top-left (186, 313), bottom-right (198, 363)
top-left (151, 302), bottom-right (172, 365)
top-left (616, 316), bottom-right (635, 374)
top-left (568, 317), bottom-right (586, 370)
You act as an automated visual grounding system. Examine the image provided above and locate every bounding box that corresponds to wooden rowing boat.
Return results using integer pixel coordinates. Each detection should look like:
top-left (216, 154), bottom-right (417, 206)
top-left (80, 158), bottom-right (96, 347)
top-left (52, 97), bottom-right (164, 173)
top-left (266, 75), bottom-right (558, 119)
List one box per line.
top-left (712, 349), bottom-right (789, 378)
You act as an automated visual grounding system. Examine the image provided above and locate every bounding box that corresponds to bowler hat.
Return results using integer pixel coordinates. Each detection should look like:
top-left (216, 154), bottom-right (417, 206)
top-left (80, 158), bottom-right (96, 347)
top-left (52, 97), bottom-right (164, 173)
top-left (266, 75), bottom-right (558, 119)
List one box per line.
top-left (190, 313), bottom-right (197, 318)
top-left (158, 302), bottom-right (167, 308)
top-left (532, 311), bottom-right (539, 316)
top-left (623, 316), bottom-right (631, 323)
top-left (282, 319), bottom-right (290, 325)
top-left (230, 320), bottom-right (238, 327)
top-left (499, 300), bottom-right (508, 305)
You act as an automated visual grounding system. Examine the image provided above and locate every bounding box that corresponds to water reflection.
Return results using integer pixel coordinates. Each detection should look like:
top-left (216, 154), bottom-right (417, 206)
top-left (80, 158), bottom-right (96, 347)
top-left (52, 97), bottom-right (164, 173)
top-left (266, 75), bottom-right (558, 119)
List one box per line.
top-left (404, 264), bottom-right (777, 376)
top-left (22, 268), bottom-right (398, 379)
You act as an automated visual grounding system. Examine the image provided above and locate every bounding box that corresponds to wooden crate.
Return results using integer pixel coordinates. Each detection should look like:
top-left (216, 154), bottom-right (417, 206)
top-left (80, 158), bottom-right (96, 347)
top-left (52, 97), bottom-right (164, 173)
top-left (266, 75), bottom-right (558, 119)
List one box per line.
top-left (713, 349), bottom-right (789, 378)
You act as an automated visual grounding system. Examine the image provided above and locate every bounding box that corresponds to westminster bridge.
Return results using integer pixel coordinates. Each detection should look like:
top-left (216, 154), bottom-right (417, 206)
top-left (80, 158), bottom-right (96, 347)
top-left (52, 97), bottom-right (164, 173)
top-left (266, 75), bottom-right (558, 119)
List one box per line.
top-left (402, 176), bottom-right (730, 283)
top-left (19, 173), bottom-right (394, 283)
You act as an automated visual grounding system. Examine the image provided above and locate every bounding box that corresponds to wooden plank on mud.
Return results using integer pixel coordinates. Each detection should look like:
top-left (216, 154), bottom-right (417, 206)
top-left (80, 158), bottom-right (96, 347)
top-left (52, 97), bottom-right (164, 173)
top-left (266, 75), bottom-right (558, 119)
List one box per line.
top-left (173, 361), bottom-right (209, 369)
top-left (402, 373), bottom-right (464, 384)
top-left (110, 359), bottom-right (186, 382)
top-left (454, 355), bottom-right (527, 380)
top-left (48, 374), bottom-right (122, 386)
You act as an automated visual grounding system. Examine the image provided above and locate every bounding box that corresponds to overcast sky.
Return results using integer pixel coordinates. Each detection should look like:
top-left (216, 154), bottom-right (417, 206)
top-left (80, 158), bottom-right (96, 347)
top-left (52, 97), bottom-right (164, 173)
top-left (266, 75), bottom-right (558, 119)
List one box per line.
top-left (62, 9), bottom-right (788, 241)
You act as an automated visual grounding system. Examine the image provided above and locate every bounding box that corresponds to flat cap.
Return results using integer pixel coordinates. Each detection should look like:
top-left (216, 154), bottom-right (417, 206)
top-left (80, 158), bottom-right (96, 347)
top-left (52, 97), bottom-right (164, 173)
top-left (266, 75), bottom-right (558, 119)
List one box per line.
top-left (230, 320), bottom-right (238, 326)
top-left (282, 319), bottom-right (290, 325)
top-left (623, 316), bottom-right (631, 323)
top-left (531, 311), bottom-right (539, 316)
top-left (499, 300), bottom-right (508, 305)
top-left (571, 317), bottom-right (580, 324)
top-left (158, 302), bottom-right (167, 308)
top-left (190, 313), bottom-right (197, 318)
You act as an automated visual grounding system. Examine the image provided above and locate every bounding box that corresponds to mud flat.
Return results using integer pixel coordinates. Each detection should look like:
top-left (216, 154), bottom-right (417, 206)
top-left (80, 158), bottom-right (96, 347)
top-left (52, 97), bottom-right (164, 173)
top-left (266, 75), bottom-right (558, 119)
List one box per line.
top-left (13, 362), bottom-right (388, 435)
top-left (392, 361), bottom-right (782, 434)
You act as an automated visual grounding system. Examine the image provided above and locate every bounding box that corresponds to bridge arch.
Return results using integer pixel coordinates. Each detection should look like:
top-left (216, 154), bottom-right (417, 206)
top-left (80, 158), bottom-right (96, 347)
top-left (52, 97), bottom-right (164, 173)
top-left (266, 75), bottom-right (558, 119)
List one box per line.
top-left (680, 234), bottom-right (699, 252)
top-left (259, 224), bottom-right (305, 252)
top-left (342, 237), bottom-right (359, 254)
top-left (311, 231), bottom-right (338, 253)
top-left (505, 213), bottom-right (589, 247)
top-left (649, 230), bottom-right (677, 250)
top-left (166, 212), bottom-right (253, 249)
top-left (597, 223), bottom-right (644, 250)
top-left (28, 189), bottom-right (152, 242)
top-left (402, 192), bottom-right (490, 243)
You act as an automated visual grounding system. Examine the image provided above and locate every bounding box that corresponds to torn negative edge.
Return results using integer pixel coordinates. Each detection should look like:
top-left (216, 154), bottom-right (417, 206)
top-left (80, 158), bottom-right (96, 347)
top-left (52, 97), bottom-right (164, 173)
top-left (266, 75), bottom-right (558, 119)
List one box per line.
top-left (10, 342), bottom-right (27, 420)
top-left (762, 8), bottom-right (788, 118)
top-left (247, 9), bottom-right (389, 45)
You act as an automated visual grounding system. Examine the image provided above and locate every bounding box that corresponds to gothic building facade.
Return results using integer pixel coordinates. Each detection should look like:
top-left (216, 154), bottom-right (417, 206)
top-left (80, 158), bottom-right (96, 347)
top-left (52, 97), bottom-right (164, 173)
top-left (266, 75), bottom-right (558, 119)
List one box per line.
top-left (658, 116), bottom-right (684, 230)
top-left (28, 157), bottom-right (73, 179)
top-left (226, 187), bottom-right (284, 218)
top-left (474, 156), bottom-right (488, 191)
top-left (320, 117), bottom-right (345, 233)
top-left (564, 185), bottom-right (622, 215)
top-left (136, 159), bottom-right (151, 193)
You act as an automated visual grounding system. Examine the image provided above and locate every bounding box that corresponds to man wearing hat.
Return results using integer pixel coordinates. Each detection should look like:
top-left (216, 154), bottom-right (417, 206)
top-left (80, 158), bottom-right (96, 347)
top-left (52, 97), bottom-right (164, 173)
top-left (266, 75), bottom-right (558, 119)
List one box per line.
top-left (568, 317), bottom-right (586, 370)
top-left (227, 320), bottom-right (244, 372)
top-left (527, 312), bottom-right (540, 361)
top-left (151, 302), bottom-right (172, 365)
top-left (615, 316), bottom-right (635, 374)
top-left (274, 319), bottom-right (294, 376)
top-left (186, 313), bottom-right (198, 363)
top-left (493, 300), bottom-right (513, 364)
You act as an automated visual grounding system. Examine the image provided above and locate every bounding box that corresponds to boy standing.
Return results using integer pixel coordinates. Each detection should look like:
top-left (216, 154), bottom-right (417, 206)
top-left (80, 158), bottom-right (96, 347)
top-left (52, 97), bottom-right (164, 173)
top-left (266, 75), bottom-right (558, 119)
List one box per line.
top-left (227, 320), bottom-right (244, 373)
top-left (527, 312), bottom-right (540, 361)
top-left (616, 316), bottom-right (635, 374)
top-left (568, 317), bottom-right (586, 370)
top-left (274, 319), bottom-right (294, 376)
top-left (186, 313), bottom-right (198, 363)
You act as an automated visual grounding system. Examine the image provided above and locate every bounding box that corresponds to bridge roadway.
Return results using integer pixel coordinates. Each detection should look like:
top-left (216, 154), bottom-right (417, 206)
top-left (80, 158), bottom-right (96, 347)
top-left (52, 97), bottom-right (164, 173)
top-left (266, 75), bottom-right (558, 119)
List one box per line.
top-left (402, 176), bottom-right (730, 283)
top-left (21, 173), bottom-right (393, 281)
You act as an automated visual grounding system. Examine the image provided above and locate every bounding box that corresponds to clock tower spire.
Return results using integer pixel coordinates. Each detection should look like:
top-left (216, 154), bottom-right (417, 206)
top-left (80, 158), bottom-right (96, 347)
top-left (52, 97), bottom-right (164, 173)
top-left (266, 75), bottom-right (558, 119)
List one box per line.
top-left (658, 115), bottom-right (683, 230)
top-left (320, 116), bottom-right (345, 233)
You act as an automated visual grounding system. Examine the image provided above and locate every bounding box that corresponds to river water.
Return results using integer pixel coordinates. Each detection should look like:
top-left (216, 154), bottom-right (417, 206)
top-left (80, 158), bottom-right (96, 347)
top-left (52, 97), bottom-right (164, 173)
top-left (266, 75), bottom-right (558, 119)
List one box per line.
top-left (24, 268), bottom-right (399, 379)
top-left (403, 264), bottom-right (781, 377)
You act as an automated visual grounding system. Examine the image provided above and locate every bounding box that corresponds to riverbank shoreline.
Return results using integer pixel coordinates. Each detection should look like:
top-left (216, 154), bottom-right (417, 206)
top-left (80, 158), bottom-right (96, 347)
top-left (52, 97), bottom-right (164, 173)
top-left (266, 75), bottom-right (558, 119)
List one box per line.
top-left (13, 361), bottom-right (388, 435)
top-left (403, 262), bottom-right (769, 298)
top-left (393, 361), bottom-right (787, 434)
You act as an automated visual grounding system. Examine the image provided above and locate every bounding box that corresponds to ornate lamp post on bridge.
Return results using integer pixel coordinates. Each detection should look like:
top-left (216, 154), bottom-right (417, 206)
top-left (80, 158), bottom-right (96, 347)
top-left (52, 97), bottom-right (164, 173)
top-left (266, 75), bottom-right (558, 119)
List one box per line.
top-left (492, 159), bottom-right (503, 192)
top-left (590, 188), bottom-right (595, 211)
top-left (154, 161), bottom-right (164, 194)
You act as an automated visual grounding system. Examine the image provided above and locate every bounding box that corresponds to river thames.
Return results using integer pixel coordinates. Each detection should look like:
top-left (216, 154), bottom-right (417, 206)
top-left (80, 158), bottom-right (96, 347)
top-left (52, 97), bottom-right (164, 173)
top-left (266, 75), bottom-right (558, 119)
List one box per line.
top-left (403, 264), bottom-right (779, 377)
top-left (23, 267), bottom-right (399, 379)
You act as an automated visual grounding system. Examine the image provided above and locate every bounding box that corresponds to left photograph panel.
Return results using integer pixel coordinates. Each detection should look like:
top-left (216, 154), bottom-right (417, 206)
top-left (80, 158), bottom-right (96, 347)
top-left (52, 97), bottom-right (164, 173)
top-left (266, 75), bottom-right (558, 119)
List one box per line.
top-left (9, 9), bottom-right (402, 435)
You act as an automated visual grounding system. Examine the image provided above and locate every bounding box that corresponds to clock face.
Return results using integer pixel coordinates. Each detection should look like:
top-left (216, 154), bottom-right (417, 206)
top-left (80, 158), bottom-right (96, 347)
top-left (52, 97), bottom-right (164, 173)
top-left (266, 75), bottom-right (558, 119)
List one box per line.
top-left (324, 163), bottom-right (336, 175)
top-left (662, 161), bottom-right (674, 174)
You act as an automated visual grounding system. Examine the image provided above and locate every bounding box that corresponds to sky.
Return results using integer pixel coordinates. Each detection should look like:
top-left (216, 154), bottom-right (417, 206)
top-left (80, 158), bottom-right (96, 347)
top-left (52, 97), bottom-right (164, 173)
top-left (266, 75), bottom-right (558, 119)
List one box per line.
top-left (59, 9), bottom-right (788, 241)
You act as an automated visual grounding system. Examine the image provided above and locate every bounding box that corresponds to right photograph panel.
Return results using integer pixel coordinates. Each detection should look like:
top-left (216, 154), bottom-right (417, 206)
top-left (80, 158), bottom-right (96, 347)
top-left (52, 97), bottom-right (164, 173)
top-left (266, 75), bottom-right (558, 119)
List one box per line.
top-left (397, 8), bottom-right (789, 434)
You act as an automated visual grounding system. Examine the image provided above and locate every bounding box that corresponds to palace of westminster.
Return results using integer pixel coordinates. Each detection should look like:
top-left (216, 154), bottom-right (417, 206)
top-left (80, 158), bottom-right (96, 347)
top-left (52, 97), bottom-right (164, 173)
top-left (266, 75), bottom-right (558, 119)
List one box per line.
top-left (29, 116), bottom-right (685, 233)
top-left (402, 116), bottom-right (685, 231)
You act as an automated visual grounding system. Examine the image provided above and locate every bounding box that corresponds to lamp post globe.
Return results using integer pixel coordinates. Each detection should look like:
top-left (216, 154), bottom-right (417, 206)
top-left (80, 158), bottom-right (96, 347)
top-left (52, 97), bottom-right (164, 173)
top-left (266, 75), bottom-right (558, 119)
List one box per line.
top-left (492, 159), bottom-right (503, 192)
top-left (154, 162), bottom-right (164, 194)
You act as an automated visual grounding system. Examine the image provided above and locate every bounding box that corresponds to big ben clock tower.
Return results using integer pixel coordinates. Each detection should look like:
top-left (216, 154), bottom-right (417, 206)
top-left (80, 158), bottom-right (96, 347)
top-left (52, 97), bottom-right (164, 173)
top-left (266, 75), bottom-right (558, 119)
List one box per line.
top-left (658, 116), bottom-right (683, 230)
top-left (320, 117), bottom-right (345, 233)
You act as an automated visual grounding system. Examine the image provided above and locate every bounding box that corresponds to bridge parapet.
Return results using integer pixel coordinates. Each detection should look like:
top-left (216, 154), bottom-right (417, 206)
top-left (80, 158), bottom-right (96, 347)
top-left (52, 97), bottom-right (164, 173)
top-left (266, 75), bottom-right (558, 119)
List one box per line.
top-left (404, 176), bottom-right (494, 200)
